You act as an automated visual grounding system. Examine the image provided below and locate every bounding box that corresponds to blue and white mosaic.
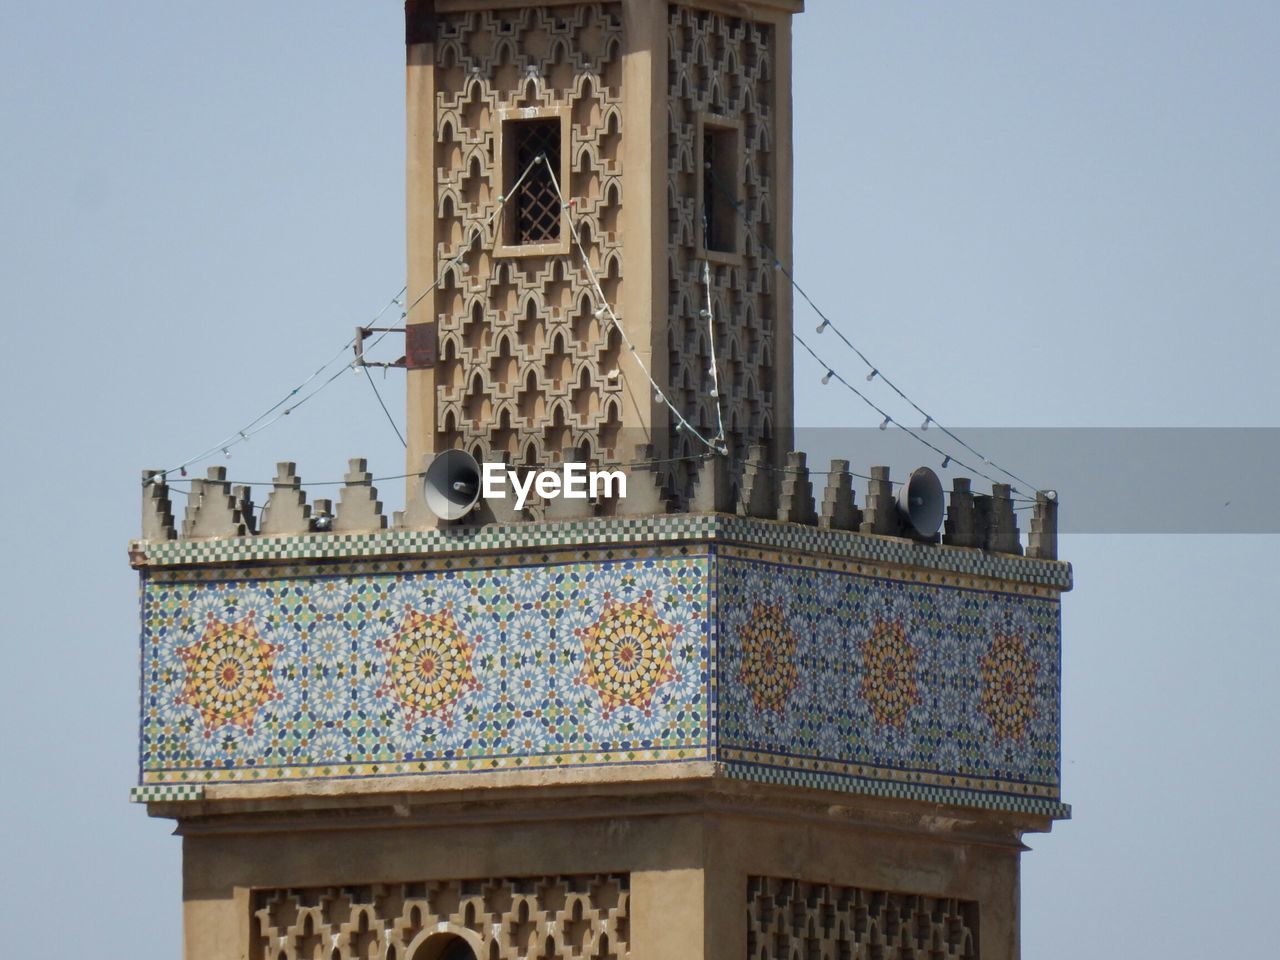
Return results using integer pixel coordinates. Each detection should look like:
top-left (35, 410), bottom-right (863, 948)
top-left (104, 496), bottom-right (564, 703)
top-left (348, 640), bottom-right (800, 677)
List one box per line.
top-left (137, 546), bottom-right (1064, 815)
top-left (140, 557), bottom-right (712, 782)
top-left (716, 557), bottom-right (1062, 803)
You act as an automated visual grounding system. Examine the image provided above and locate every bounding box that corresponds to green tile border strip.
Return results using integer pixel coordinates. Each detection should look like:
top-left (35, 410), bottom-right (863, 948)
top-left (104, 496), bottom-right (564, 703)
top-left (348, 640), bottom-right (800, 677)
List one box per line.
top-left (137, 515), bottom-right (1072, 589)
top-left (724, 762), bottom-right (1072, 820)
top-left (129, 783), bottom-right (205, 803)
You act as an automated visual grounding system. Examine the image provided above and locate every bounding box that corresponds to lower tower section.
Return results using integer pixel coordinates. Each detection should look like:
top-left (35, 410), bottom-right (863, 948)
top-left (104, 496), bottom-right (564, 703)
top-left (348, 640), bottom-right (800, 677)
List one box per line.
top-left (133, 514), bottom-right (1069, 960)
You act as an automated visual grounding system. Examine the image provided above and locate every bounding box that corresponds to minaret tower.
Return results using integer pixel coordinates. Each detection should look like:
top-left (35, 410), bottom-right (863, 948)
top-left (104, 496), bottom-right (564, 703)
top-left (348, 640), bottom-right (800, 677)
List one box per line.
top-left (404, 0), bottom-right (796, 506)
top-left (132, 4), bottom-right (1070, 960)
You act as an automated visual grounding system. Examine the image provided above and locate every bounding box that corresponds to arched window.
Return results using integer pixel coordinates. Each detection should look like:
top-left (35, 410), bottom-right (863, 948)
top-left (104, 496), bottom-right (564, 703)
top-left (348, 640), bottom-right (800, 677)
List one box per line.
top-left (411, 933), bottom-right (479, 960)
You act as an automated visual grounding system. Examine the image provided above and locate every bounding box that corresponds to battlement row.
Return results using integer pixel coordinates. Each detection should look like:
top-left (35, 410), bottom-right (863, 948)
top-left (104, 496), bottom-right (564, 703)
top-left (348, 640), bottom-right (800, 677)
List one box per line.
top-left (140, 447), bottom-right (1058, 561)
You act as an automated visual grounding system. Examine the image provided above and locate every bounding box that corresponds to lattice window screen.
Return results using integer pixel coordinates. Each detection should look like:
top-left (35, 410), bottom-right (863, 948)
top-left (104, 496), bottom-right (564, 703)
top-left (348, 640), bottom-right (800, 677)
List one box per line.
top-left (747, 877), bottom-right (980, 960)
top-left (433, 4), bottom-right (625, 469)
top-left (513, 119), bottom-right (563, 245)
top-left (252, 875), bottom-right (630, 960)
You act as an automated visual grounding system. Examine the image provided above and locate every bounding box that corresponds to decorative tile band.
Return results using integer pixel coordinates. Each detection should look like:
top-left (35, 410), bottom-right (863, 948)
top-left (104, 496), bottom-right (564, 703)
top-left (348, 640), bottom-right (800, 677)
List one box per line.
top-left (719, 749), bottom-right (1060, 801)
top-left (140, 556), bottom-right (713, 786)
top-left (137, 546), bottom-right (1064, 816)
top-left (716, 555), bottom-right (1062, 801)
top-left (136, 513), bottom-right (1072, 590)
top-left (726, 765), bottom-right (1071, 819)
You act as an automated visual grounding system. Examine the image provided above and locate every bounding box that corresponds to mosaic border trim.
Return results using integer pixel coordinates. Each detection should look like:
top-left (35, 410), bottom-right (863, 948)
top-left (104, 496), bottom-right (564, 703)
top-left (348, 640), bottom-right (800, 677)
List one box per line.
top-left (717, 748), bottom-right (1059, 800)
top-left (129, 783), bottom-right (205, 803)
top-left (140, 747), bottom-right (710, 785)
top-left (724, 763), bottom-right (1072, 819)
top-left (137, 515), bottom-right (1072, 589)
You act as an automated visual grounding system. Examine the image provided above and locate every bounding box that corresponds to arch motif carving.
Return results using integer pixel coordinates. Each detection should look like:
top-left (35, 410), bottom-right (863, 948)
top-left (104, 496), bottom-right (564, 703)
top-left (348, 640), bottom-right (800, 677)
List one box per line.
top-left (667, 8), bottom-right (778, 500)
top-left (747, 877), bottom-right (979, 960)
top-left (252, 875), bottom-right (630, 960)
top-left (434, 4), bottom-right (625, 470)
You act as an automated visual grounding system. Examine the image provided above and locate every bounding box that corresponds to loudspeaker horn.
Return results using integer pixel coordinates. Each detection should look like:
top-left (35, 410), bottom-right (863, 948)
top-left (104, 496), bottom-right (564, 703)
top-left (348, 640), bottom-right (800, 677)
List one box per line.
top-left (423, 449), bottom-right (482, 521)
top-left (895, 466), bottom-right (945, 537)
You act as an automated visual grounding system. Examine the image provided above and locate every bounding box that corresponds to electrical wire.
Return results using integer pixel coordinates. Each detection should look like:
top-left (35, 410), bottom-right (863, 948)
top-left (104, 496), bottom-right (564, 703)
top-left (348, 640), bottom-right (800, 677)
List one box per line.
top-left (155, 158), bottom-right (549, 482)
top-left (705, 166), bottom-right (1040, 494)
top-left (795, 333), bottom-right (1035, 501)
top-left (542, 157), bottom-right (722, 454)
top-left (702, 260), bottom-right (728, 453)
top-left (363, 364), bottom-right (407, 448)
top-left (162, 290), bottom-right (404, 477)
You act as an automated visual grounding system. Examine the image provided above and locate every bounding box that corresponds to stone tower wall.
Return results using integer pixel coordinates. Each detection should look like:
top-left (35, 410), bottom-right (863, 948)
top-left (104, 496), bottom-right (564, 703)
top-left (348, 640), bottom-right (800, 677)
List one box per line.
top-left (665, 6), bottom-right (780, 498)
top-left (432, 4), bottom-right (627, 467)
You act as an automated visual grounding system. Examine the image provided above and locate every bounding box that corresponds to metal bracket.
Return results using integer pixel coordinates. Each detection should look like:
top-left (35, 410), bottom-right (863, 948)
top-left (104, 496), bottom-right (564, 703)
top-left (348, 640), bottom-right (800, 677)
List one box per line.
top-left (353, 322), bottom-right (438, 370)
top-left (353, 326), bottom-right (406, 370)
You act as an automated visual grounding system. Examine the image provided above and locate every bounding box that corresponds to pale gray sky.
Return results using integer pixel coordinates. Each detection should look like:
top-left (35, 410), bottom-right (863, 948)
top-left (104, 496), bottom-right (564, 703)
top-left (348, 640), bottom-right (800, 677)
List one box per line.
top-left (1, 2), bottom-right (1277, 956)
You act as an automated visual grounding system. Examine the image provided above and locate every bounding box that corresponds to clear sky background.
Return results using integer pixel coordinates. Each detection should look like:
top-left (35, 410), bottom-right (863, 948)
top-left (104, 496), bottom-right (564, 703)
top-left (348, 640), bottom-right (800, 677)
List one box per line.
top-left (1, 2), bottom-right (1277, 956)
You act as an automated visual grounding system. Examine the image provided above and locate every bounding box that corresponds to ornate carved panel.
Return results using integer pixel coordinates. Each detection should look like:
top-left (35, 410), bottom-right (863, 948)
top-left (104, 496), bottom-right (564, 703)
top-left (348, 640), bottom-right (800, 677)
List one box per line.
top-left (667, 7), bottom-right (778, 498)
top-left (252, 875), bottom-right (630, 960)
top-left (434, 4), bottom-right (626, 468)
top-left (748, 878), bottom-right (979, 960)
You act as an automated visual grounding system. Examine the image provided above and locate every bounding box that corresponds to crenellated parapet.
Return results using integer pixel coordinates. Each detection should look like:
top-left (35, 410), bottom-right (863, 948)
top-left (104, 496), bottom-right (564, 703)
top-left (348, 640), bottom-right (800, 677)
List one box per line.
top-left (139, 452), bottom-right (1060, 560)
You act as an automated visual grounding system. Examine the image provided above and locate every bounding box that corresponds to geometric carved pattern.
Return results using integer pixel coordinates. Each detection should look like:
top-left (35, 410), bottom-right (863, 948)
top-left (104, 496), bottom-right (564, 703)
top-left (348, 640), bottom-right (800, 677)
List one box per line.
top-left (434, 5), bottom-right (625, 468)
top-left (252, 875), bottom-right (630, 960)
top-left (667, 9), bottom-right (777, 498)
top-left (747, 878), bottom-right (979, 960)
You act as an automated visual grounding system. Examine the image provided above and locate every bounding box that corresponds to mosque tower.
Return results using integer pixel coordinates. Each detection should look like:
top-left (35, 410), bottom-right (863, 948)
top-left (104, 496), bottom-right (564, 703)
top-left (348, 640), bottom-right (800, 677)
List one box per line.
top-left (133, 4), bottom-right (1070, 959)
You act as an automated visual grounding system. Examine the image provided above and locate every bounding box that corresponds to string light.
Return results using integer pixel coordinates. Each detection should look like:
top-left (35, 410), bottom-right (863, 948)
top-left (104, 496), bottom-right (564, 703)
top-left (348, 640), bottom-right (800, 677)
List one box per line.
top-left (794, 334), bottom-right (1034, 500)
top-left (702, 165), bottom-right (1039, 493)
top-left (542, 166), bottom-right (721, 454)
top-left (921, 416), bottom-right (931, 430)
top-left (942, 456), bottom-right (951, 469)
top-left (160, 289), bottom-right (404, 478)
top-left (822, 370), bottom-right (833, 385)
top-left (701, 258), bottom-right (728, 451)
top-left (160, 158), bottom-right (548, 480)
